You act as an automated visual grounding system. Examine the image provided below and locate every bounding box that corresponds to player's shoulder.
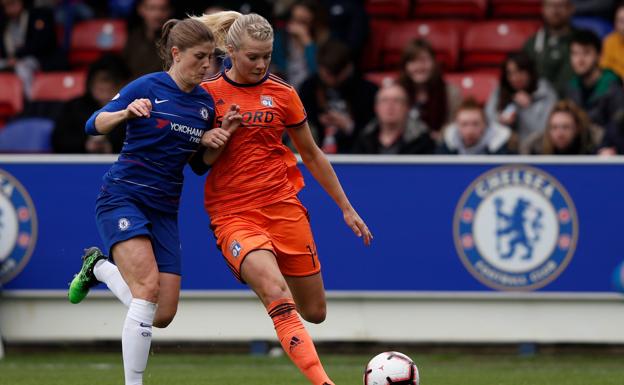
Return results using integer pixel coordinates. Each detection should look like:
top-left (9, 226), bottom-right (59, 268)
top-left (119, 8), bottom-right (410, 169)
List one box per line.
top-left (266, 73), bottom-right (296, 93)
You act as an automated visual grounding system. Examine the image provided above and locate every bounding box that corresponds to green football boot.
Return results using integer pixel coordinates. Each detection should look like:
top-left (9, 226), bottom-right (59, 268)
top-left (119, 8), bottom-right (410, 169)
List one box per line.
top-left (67, 247), bottom-right (107, 304)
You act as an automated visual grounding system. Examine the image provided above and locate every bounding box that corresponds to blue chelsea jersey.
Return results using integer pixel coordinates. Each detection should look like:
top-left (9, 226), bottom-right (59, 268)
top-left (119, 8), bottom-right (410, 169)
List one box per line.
top-left (85, 72), bottom-right (215, 212)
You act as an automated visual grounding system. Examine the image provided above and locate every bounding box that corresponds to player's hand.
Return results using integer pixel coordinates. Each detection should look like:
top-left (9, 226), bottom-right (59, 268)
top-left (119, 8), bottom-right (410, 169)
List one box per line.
top-left (126, 98), bottom-right (152, 119)
top-left (343, 207), bottom-right (373, 246)
top-left (201, 127), bottom-right (230, 149)
top-left (221, 104), bottom-right (243, 133)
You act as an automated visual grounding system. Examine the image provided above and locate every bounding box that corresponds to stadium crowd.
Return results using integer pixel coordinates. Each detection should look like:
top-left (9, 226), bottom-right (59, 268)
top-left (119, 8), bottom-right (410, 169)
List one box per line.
top-left (0, 0), bottom-right (623, 155)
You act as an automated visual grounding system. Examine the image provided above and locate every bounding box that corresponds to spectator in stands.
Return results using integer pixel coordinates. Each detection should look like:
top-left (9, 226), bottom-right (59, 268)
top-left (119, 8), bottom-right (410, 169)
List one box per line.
top-left (123, 0), bottom-right (172, 78)
top-left (438, 98), bottom-right (513, 155)
top-left (398, 39), bottom-right (461, 143)
top-left (321, 0), bottom-right (368, 61)
top-left (600, 111), bottom-right (624, 154)
top-left (521, 100), bottom-right (600, 154)
top-left (486, 52), bottom-right (557, 145)
top-left (600, 1), bottom-right (624, 79)
top-left (523, 0), bottom-right (576, 96)
top-left (299, 39), bottom-right (377, 153)
top-left (52, 54), bottom-right (130, 153)
top-left (272, 0), bottom-right (329, 90)
top-left (353, 82), bottom-right (433, 154)
top-left (0, 0), bottom-right (63, 97)
top-left (566, 29), bottom-right (624, 130)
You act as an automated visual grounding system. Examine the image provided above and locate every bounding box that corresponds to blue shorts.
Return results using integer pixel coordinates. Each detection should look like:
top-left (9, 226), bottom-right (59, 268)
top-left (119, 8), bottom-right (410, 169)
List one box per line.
top-left (95, 191), bottom-right (182, 275)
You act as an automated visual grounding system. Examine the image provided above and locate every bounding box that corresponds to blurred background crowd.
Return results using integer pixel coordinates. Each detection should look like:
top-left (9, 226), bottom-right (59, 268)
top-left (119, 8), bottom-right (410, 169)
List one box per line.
top-left (0, 0), bottom-right (623, 156)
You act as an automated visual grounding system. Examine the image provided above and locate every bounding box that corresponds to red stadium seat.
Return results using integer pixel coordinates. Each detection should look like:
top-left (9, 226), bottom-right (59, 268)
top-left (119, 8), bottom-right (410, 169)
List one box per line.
top-left (381, 21), bottom-right (465, 72)
top-left (361, 20), bottom-right (393, 71)
top-left (461, 20), bottom-right (540, 70)
top-left (70, 19), bottom-right (127, 68)
top-left (0, 73), bottom-right (23, 125)
top-left (364, 71), bottom-right (399, 86)
top-left (30, 72), bottom-right (87, 102)
top-left (365, 0), bottom-right (411, 19)
top-left (444, 72), bottom-right (499, 104)
top-left (491, 0), bottom-right (542, 19)
top-left (411, 0), bottom-right (487, 19)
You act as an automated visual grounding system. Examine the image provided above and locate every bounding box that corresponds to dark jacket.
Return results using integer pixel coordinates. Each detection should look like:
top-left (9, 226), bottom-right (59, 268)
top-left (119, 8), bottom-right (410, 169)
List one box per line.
top-left (602, 110), bottom-right (624, 154)
top-left (299, 72), bottom-right (377, 153)
top-left (52, 95), bottom-right (125, 153)
top-left (352, 118), bottom-right (434, 154)
top-left (566, 69), bottom-right (624, 129)
top-left (0, 7), bottom-right (63, 70)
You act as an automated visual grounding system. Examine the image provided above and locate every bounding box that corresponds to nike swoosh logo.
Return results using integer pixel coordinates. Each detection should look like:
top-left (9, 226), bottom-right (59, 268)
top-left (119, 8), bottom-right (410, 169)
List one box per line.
top-left (155, 99), bottom-right (169, 104)
top-left (139, 322), bottom-right (152, 327)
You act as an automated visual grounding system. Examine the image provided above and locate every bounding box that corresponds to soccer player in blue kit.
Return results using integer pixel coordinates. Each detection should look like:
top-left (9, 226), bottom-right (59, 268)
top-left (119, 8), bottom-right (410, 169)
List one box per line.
top-left (66, 17), bottom-right (241, 385)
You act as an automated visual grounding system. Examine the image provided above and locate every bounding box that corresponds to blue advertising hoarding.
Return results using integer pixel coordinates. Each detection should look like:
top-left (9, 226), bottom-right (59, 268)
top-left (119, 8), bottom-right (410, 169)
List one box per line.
top-left (0, 155), bottom-right (622, 293)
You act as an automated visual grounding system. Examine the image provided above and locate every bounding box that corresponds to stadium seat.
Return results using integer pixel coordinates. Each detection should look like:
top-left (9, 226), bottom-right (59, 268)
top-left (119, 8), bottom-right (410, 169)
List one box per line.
top-left (411, 0), bottom-right (487, 19)
top-left (31, 72), bottom-right (87, 102)
top-left (361, 20), bottom-right (393, 71)
top-left (461, 20), bottom-right (540, 70)
top-left (444, 72), bottom-right (499, 104)
top-left (491, 0), bottom-right (542, 19)
top-left (0, 117), bottom-right (54, 152)
top-left (0, 73), bottom-right (23, 126)
top-left (364, 71), bottom-right (399, 86)
top-left (69, 19), bottom-right (127, 68)
top-left (365, 0), bottom-right (411, 19)
top-left (381, 21), bottom-right (465, 72)
top-left (572, 16), bottom-right (613, 39)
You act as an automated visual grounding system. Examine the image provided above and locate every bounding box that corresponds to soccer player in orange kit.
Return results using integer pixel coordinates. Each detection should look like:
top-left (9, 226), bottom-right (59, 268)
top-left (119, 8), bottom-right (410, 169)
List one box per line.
top-left (190, 11), bottom-right (373, 385)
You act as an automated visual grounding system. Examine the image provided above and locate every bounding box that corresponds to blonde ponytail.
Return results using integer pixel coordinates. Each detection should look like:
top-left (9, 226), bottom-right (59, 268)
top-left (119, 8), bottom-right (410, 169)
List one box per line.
top-left (193, 11), bottom-right (273, 52)
top-left (192, 11), bottom-right (242, 52)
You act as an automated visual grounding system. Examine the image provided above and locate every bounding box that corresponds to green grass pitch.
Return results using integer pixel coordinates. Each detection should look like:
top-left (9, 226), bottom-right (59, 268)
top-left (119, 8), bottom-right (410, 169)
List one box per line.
top-left (1, 352), bottom-right (623, 385)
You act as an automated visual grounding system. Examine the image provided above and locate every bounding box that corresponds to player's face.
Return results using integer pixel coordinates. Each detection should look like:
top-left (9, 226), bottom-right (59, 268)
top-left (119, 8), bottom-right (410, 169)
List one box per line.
top-left (505, 61), bottom-right (530, 91)
top-left (456, 109), bottom-right (486, 148)
top-left (405, 51), bottom-right (434, 85)
top-left (548, 111), bottom-right (577, 150)
top-left (175, 42), bottom-right (214, 86)
top-left (616, 7), bottom-right (624, 36)
top-left (375, 85), bottom-right (409, 126)
top-left (230, 35), bottom-right (273, 83)
top-left (570, 43), bottom-right (598, 77)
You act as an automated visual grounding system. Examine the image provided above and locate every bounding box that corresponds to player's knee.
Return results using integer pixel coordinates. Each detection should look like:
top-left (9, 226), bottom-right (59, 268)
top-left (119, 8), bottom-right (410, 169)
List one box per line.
top-left (257, 279), bottom-right (290, 304)
top-left (300, 305), bottom-right (326, 324)
top-left (132, 276), bottom-right (160, 303)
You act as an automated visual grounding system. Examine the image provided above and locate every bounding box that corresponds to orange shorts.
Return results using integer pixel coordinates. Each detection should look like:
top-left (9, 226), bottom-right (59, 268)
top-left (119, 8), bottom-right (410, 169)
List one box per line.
top-left (210, 196), bottom-right (320, 282)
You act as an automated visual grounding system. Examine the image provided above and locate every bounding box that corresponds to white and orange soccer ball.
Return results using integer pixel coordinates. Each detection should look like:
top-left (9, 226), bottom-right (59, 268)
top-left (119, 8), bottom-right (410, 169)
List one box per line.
top-left (364, 351), bottom-right (420, 385)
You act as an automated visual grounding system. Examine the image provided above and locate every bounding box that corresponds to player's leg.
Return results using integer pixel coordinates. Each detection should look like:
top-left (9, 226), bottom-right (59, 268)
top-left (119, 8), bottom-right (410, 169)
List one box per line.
top-left (153, 272), bottom-right (180, 328)
top-left (241, 250), bottom-right (334, 385)
top-left (112, 236), bottom-right (159, 385)
top-left (284, 273), bottom-right (327, 324)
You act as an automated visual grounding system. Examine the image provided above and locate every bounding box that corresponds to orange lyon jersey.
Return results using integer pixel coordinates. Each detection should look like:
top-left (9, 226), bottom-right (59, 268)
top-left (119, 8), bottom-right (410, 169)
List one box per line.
top-left (200, 72), bottom-right (307, 218)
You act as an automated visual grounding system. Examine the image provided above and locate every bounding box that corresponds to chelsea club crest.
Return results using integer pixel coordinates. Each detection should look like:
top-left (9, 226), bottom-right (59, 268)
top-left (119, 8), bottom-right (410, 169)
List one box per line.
top-left (0, 169), bottom-right (38, 286)
top-left (454, 165), bottom-right (577, 291)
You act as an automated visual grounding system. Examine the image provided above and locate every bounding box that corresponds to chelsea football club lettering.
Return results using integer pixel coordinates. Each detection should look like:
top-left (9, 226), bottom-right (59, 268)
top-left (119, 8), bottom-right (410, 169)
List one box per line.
top-left (0, 169), bottom-right (38, 285)
top-left (216, 111), bottom-right (274, 126)
top-left (454, 165), bottom-right (578, 291)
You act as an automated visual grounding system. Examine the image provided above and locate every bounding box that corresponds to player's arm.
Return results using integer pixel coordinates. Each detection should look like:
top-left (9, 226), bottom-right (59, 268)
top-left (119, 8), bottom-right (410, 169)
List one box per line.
top-left (89, 99), bottom-right (152, 135)
top-left (287, 122), bottom-right (373, 246)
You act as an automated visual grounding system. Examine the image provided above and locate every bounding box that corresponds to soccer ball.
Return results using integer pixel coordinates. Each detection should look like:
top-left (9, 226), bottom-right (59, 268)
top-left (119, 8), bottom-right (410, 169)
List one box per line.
top-left (363, 351), bottom-right (419, 385)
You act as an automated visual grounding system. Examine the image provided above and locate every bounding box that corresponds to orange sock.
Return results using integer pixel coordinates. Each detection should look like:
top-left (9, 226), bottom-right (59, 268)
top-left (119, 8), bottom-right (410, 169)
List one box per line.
top-left (267, 298), bottom-right (334, 385)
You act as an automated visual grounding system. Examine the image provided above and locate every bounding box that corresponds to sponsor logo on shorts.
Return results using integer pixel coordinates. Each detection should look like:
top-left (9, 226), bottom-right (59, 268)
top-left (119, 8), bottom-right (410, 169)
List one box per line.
top-left (118, 218), bottom-right (130, 231)
top-left (0, 168), bottom-right (38, 285)
top-left (230, 240), bottom-right (242, 258)
top-left (454, 165), bottom-right (578, 291)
